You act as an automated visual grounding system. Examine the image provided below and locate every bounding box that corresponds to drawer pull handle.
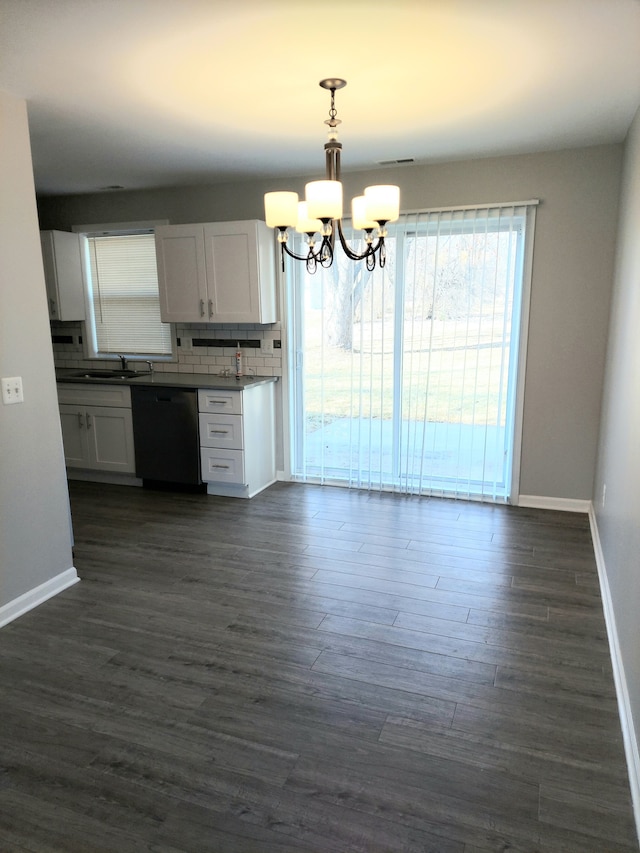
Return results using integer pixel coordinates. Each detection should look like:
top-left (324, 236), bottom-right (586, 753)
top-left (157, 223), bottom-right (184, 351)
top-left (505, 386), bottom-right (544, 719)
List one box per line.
top-left (77, 412), bottom-right (84, 428)
top-left (208, 299), bottom-right (213, 318)
top-left (86, 413), bottom-right (92, 429)
top-left (200, 299), bottom-right (205, 317)
top-left (211, 429), bottom-right (229, 434)
top-left (209, 400), bottom-right (228, 405)
top-left (211, 464), bottom-right (230, 469)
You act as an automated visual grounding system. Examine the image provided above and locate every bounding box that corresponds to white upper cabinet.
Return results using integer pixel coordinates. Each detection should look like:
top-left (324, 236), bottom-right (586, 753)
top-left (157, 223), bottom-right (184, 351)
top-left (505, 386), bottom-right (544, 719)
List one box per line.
top-left (155, 220), bottom-right (277, 324)
top-left (155, 224), bottom-right (208, 323)
top-left (40, 230), bottom-right (86, 321)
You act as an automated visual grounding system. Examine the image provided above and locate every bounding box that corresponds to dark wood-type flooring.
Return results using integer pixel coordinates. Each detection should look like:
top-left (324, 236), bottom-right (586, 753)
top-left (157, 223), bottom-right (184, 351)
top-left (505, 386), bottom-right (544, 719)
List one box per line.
top-left (0, 481), bottom-right (637, 852)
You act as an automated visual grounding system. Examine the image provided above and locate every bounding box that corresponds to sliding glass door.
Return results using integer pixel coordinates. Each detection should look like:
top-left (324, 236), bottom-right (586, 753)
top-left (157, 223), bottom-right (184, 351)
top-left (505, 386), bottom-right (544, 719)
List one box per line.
top-left (289, 204), bottom-right (536, 501)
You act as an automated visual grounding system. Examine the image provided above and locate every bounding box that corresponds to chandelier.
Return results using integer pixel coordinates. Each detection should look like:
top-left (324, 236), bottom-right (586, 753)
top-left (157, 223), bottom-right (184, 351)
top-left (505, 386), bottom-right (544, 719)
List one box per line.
top-left (264, 78), bottom-right (400, 274)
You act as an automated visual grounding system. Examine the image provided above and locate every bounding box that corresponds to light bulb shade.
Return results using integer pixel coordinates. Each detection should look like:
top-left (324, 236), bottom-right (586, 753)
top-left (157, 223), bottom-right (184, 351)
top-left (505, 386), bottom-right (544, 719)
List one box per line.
top-left (364, 185), bottom-right (400, 223)
top-left (351, 195), bottom-right (377, 231)
top-left (295, 202), bottom-right (323, 235)
top-left (305, 180), bottom-right (343, 220)
top-left (264, 191), bottom-right (299, 228)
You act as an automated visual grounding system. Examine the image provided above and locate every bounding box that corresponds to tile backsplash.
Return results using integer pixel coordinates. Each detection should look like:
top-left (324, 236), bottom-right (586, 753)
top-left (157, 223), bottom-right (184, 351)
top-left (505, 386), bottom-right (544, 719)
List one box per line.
top-left (51, 321), bottom-right (284, 377)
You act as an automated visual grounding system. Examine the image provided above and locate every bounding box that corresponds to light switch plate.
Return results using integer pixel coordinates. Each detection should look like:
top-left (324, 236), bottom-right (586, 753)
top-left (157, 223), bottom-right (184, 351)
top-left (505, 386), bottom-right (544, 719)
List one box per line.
top-left (2, 376), bottom-right (24, 404)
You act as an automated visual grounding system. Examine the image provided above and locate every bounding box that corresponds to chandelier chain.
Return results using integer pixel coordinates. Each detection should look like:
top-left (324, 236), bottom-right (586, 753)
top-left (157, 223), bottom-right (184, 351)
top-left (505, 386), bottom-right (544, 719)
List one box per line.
top-left (325, 86), bottom-right (340, 129)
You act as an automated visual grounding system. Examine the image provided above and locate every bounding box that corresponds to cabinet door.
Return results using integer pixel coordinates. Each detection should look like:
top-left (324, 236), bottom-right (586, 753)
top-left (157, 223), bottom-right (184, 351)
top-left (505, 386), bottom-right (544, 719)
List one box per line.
top-left (85, 405), bottom-right (136, 473)
top-left (155, 224), bottom-right (208, 323)
top-left (40, 231), bottom-right (86, 321)
top-left (59, 405), bottom-right (91, 467)
top-left (203, 221), bottom-right (276, 323)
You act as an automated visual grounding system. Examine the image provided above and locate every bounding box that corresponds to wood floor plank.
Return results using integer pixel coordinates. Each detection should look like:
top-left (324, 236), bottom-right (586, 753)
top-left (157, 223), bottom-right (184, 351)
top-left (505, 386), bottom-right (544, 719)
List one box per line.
top-left (538, 781), bottom-right (637, 844)
top-left (451, 701), bottom-right (627, 765)
top-left (394, 609), bottom-right (611, 673)
top-left (378, 714), bottom-right (632, 797)
top-left (309, 564), bottom-right (550, 620)
top-left (0, 789), bottom-right (169, 853)
top-left (0, 480), bottom-right (636, 852)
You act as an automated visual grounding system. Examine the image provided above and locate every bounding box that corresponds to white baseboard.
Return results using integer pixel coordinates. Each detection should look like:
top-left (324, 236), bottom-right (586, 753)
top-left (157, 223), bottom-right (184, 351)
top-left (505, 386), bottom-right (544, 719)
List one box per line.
top-left (0, 567), bottom-right (79, 629)
top-left (67, 470), bottom-right (143, 487)
top-left (589, 505), bottom-right (640, 844)
top-left (517, 494), bottom-right (591, 513)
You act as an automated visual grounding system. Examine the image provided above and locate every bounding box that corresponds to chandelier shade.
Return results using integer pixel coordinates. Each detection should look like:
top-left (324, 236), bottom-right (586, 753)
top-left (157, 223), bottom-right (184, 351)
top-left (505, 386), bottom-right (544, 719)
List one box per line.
top-left (351, 195), bottom-right (378, 231)
top-left (295, 202), bottom-right (322, 235)
top-left (264, 191), bottom-right (298, 229)
top-left (263, 79), bottom-right (400, 273)
top-left (364, 185), bottom-right (400, 224)
top-left (305, 180), bottom-right (343, 221)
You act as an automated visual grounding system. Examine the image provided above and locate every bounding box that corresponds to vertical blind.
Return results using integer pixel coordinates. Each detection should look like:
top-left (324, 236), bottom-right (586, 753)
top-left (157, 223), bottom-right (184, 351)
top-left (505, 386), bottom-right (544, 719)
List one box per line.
top-left (86, 233), bottom-right (172, 357)
top-left (290, 202), bottom-right (536, 501)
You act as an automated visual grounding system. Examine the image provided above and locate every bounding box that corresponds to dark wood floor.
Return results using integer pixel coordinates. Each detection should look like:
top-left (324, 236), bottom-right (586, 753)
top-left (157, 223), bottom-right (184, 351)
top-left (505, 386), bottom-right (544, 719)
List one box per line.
top-left (0, 481), bottom-right (637, 852)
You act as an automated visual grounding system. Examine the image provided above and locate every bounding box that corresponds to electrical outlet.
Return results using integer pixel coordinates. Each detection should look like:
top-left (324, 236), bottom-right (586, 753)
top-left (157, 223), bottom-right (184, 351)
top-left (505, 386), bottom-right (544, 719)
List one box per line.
top-left (262, 338), bottom-right (273, 353)
top-left (2, 376), bottom-right (24, 405)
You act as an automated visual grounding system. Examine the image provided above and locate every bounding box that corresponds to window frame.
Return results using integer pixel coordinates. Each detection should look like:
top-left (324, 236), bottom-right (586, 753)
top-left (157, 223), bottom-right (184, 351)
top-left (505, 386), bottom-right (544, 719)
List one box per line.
top-left (73, 220), bottom-right (176, 363)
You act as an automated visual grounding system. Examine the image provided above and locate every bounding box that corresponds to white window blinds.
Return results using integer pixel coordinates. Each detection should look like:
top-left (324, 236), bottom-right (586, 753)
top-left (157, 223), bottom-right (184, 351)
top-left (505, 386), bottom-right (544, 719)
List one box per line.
top-left (85, 233), bottom-right (172, 357)
top-left (290, 202), bottom-right (537, 502)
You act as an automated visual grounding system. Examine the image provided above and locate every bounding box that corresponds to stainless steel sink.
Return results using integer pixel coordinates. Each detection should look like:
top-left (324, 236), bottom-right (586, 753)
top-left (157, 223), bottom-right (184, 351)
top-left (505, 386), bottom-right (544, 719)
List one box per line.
top-left (67, 369), bottom-right (148, 380)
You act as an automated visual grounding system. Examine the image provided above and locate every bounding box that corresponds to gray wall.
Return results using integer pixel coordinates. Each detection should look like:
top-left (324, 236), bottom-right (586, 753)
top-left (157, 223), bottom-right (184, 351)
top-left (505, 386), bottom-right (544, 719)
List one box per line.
top-left (38, 144), bottom-right (623, 501)
top-left (594, 107), bottom-right (640, 768)
top-left (0, 90), bottom-right (74, 609)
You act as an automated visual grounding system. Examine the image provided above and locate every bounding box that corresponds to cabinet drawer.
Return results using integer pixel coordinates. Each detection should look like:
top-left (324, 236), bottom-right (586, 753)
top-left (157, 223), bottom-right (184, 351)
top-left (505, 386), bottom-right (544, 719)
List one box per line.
top-left (200, 448), bottom-right (245, 484)
top-left (197, 389), bottom-right (242, 415)
top-left (199, 413), bottom-right (243, 449)
top-left (57, 383), bottom-right (132, 408)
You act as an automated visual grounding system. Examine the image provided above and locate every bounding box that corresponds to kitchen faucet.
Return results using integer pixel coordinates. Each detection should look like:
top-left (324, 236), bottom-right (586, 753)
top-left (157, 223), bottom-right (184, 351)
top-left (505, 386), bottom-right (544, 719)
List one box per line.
top-left (117, 354), bottom-right (128, 370)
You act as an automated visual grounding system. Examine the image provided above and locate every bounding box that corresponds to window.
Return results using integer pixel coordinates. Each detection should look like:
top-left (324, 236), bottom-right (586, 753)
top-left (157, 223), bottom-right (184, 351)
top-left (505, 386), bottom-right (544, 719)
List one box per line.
top-left (82, 230), bottom-right (173, 360)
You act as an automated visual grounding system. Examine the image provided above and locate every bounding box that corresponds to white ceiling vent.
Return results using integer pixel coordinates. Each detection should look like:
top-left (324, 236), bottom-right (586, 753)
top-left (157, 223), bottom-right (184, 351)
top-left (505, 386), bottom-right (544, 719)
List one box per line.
top-left (378, 158), bottom-right (415, 166)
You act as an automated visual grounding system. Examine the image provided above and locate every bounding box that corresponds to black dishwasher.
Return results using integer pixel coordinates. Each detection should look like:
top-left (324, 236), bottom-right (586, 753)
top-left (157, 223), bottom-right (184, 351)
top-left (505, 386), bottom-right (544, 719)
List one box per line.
top-left (131, 386), bottom-right (202, 488)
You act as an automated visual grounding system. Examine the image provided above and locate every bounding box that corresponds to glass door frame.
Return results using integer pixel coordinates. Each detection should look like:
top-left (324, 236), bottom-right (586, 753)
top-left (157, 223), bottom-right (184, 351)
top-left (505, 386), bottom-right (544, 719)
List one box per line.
top-left (284, 203), bottom-right (538, 503)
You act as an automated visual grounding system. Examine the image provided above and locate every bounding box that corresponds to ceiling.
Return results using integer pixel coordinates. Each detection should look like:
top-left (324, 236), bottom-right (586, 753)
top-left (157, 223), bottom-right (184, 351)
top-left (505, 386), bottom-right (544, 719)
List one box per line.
top-left (1, 0), bottom-right (639, 197)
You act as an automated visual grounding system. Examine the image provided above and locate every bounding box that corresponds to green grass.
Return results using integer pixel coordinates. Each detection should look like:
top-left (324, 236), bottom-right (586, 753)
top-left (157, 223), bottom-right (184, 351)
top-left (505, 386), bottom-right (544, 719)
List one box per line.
top-left (302, 315), bottom-right (510, 427)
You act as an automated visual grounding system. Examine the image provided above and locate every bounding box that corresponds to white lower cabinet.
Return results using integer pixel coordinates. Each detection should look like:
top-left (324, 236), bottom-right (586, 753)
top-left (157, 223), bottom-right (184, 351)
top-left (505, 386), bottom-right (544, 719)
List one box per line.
top-left (198, 381), bottom-right (276, 498)
top-left (58, 384), bottom-right (136, 474)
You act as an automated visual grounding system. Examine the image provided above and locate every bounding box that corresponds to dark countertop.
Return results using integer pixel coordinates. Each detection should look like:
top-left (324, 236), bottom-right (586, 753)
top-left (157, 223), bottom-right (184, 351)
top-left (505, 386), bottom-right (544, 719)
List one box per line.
top-left (56, 369), bottom-right (278, 391)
